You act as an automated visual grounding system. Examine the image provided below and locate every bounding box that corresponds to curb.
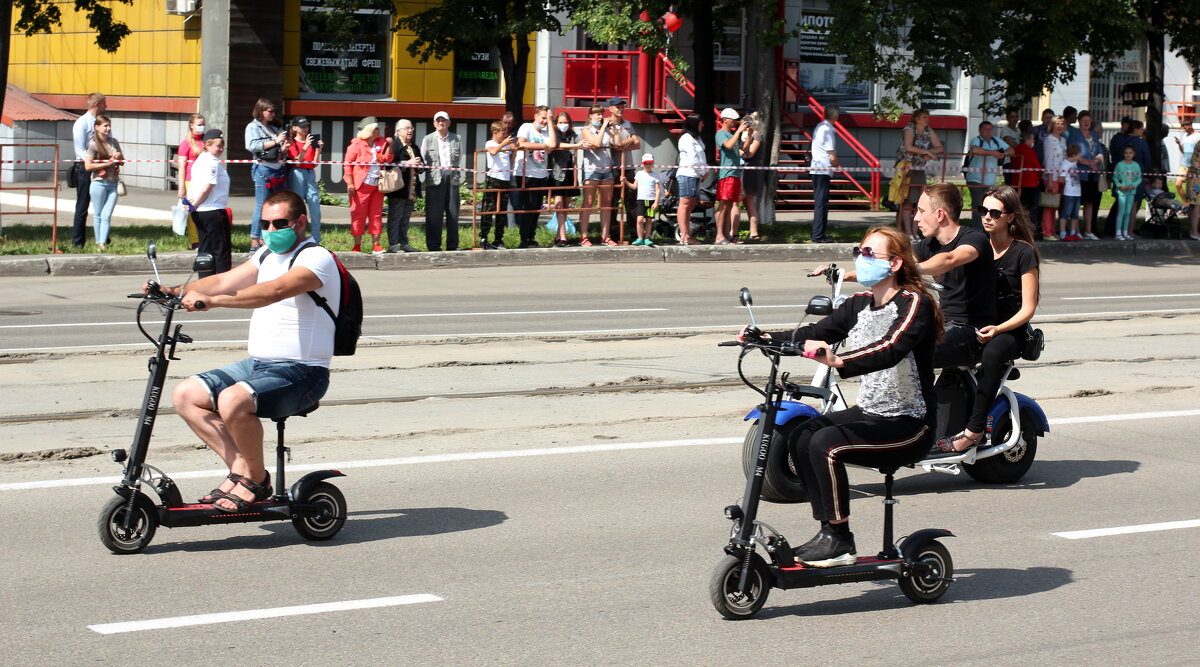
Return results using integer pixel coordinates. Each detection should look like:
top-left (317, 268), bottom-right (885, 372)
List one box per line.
top-left (0, 239), bottom-right (1195, 277)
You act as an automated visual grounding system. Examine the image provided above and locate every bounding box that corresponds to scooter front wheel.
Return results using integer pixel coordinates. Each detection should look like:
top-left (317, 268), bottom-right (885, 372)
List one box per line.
top-left (899, 540), bottom-right (953, 603)
top-left (709, 553), bottom-right (770, 619)
top-left (98, 492), bottom-right (158, 554)
top-left (292, 482), bottom-right (347, 540)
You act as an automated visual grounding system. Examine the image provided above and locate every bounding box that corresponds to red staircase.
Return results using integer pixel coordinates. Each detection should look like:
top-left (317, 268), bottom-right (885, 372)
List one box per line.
top-left (647, 54), bottom-right (880, 210)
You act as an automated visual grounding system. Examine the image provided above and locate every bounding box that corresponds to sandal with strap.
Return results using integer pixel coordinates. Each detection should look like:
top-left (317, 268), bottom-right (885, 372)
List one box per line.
top-left (579, 238), bottom-right (593, 247)
top-left (198, 472), bottom-right (238, 504)
top-left (211, 471), bottom-right (273, 513)
top-left (935, 430), bottom-right (985, 454)
top-left (602, 237), bottom-right (619, 246)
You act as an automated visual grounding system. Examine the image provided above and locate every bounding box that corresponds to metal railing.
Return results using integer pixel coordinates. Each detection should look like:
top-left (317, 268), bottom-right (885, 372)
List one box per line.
top-left (562, 50), bottom-right (641, 107)
top-left (0, 143), bottom-right (63, 252)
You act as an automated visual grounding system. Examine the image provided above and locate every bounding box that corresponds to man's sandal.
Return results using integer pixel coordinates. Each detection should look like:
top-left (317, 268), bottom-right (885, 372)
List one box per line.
top-left (198, 472), bottom-right (238, 504)
top-left (210, 472), bottom-right (273, 513)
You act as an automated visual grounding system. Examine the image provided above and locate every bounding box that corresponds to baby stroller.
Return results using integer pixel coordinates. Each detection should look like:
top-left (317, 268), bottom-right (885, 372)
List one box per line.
top-left (651, 168), bottom-right (717, 242)
top-left (1142, 190), bottom-right (1186, 239)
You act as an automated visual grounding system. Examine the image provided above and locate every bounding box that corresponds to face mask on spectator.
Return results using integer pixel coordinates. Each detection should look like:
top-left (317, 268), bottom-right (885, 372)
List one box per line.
top-left (558, 123), bottom-right (570, 133)
top-left (193, 124), bottom-right (206, 135)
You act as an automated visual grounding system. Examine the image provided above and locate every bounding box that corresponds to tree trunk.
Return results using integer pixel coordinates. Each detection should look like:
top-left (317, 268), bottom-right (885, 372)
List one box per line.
top-left (691, 2), bottom-right (715, 151)
top-left (1146, 10), bottom-right (1165, 173)
top-left (0, 2), bottom-right (11, 119)
top-left (746, 0), bottom-right (780, 226)
top-left (498, 36), bottom-right (528, 127)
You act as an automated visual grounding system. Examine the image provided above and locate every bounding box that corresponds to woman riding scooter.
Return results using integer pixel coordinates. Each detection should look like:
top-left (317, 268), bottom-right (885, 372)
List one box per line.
top-left (741, 226), bottom-right (942, 567)
top-left (935, 185), bottom-right (1041, 454)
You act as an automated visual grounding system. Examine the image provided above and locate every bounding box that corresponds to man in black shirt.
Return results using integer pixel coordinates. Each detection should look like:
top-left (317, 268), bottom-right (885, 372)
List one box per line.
top-left (912, 182), bottom-right (996, 367)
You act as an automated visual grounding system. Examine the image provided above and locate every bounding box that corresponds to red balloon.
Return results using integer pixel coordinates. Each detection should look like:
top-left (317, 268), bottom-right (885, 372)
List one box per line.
top-left (663, 12), bottom-right (682, 32)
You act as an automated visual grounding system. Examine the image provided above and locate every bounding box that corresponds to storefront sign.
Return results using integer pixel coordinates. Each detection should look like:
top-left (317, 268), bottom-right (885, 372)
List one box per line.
top-left (299, 7), bottom-right (391, 97)
top-left (796, 11), bottom-right (871, 110)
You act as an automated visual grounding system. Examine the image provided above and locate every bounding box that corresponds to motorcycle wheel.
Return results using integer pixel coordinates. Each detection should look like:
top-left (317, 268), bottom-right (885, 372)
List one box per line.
top-left (741, 419), bottom-right (808, 503)
top-left (292, 482), bottom-right (347, 541)
top-left (899, 540), bottom-right (953, 603)
top-left (964, 411), bottom-right (1038, 484)
top-left (709, 553), bottom-right (771, 619)
top-left (98, 492), bottom-right (158, 555)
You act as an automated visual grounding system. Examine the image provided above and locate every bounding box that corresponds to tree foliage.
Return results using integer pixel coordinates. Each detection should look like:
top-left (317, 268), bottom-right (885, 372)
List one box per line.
top-left (13, 0), bottom-right (132, 52)
top-left (823, 0), bottom-right (1200, 118)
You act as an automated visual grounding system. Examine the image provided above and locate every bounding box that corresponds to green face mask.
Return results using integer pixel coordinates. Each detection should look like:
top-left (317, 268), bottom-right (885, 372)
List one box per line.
top-left (263, 227), bottom-right (297, 253)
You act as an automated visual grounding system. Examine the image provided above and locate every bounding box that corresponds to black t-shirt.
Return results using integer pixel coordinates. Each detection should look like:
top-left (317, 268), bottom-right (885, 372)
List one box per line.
top-left (915, 226), bottom-right (996, 326)
top-left (994, 241), bottom-right (1038, 323)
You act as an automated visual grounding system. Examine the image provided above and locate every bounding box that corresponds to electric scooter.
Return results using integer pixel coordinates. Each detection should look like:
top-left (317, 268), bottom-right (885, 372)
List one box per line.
top-left (741, 266), bottom-right (1050, 502)
top-left (710, 288), bottom-right (953, 619)
top-left (98, 243), bottom-right (348, 554)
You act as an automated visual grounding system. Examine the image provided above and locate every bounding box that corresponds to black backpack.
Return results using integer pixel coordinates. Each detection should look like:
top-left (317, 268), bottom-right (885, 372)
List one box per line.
top-left (277, 243), bottom-right (363, 356)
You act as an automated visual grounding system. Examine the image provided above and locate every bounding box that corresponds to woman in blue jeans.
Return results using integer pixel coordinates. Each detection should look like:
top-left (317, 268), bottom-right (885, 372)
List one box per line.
top-left (83, 115), bottom-right (122, 250)
top-left (244, 98), bottom-right (290, 248)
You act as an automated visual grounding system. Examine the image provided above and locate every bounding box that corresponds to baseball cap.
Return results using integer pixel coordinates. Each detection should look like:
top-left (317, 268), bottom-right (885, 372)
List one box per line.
top-left (434, 111), bottom-right (450, 122)
top-left (720, 108), bottom-right (740, 120)
top-left (606, 97), bottom-right (627, 107)
top-left (291, 116), bottom-right (310, 127)
top-left (202, 129), bottom-right (223, 141)
top-left (641, 153), bottom-right (654, 163)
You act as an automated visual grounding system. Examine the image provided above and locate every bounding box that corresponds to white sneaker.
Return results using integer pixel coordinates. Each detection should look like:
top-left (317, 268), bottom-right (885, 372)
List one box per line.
top-left (1084, 232), bottom-right (1099, 240)
top-left (1189, 234), bottom-right (1200, 241)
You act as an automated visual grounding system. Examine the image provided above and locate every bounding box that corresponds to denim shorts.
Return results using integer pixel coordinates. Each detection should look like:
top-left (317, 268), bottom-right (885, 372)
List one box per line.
top-left (1059, 195), bottom-right (1081, 220)
top-left (194, 358), bottom-right (330, 419)
top-left (584, 169), bottom-right (613, 182)
top-left (678, 175), bottom-right (700, 199)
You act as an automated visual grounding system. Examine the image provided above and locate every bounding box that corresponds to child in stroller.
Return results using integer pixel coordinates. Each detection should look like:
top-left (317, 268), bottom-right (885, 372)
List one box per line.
top-left (651, 168), bottom-right (717, 242)
top-left (1142, 175), bottom-right (1186, 239)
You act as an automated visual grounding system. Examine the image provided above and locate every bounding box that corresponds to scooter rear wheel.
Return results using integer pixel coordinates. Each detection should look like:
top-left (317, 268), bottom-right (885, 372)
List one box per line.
top-left (98, 492), bottom-right (158, 554)
top-left (709, 553), bottom-right (770, 619)
top-left (899, 540), bottom-right (953, 603)
top-left (964, 411), bottom-right (1038, 484)
top-left (292, 482), bottom-right (347, 540)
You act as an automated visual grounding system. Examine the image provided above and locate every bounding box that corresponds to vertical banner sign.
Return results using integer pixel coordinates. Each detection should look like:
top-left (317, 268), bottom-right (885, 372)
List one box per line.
top-left (797, 10), bottom-right (871, 110)
top-left (299, 4), bottom-right (391, 97)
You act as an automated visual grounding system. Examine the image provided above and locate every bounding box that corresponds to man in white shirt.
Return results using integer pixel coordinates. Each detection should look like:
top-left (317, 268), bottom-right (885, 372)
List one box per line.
top-left (71, 92), bottom-right (107, 248)
top-left (514, 105), bottom-right (558, 247)
top-left (156, 190), bottom-right (339, 512)
top-left (420, 111), bottom-right (464, 251)
top-left (809, 105), bottom-right (839, 243)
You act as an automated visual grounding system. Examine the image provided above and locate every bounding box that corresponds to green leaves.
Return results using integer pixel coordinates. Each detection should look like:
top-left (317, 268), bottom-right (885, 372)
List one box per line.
top-left (14, 0), bottom-right (133, 53)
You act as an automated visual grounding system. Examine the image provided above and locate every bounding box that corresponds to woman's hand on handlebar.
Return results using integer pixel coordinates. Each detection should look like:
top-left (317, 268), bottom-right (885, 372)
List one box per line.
top-left (802, 340), bottom-right (843, 367)
top-left (737, 325), bottom-right (768, 343)
top-left (181, 291), bottom-right (211, 311)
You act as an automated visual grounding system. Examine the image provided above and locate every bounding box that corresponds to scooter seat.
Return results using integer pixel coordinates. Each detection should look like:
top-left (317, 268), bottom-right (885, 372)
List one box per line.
top-left (270, 402), bottom-right (320, 423)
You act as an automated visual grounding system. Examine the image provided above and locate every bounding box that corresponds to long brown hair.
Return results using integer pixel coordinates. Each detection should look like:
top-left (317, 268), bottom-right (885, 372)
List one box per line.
top-left (91, 114), bottom-right (114, 160)
top-left (983, 185), bottom-right (1041, 263)
top-left (862, 225), bottom-right (944, 337)
top-left (186, 113), bottom-right (205, 154)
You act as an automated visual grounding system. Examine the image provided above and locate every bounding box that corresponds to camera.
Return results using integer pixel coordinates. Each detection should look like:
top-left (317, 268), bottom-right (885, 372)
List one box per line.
top-left (310, 133), bottom-right (322, 144)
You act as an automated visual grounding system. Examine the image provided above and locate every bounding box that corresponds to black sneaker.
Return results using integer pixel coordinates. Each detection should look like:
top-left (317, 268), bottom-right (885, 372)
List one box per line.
top-left (798, 525), bottom-right (857, 568)
top-left (792, 525), bottom-right (828, 560)
top-left (400, 244), bottom-right (419, 253)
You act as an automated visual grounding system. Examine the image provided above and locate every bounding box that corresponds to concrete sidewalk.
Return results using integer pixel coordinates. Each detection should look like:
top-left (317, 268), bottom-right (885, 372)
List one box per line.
top-left (1, 184), bottom-right (1195, 277)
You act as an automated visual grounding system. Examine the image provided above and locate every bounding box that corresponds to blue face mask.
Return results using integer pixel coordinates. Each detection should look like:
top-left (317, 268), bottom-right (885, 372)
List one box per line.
top-left (591, 120), bottom-right (602, 128)
top-left (855, 254), bottom-right (893, 287)
top-left (262, 227), bottom-right (298, 254)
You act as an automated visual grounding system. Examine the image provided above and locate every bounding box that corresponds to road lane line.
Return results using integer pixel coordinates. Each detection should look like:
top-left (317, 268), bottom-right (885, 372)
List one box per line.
top-left (1061, 293), bottom-right (1200, 300)
top-left (0, 308), bottom-right (668, 330)
top-left (4, 409), bottom-right (1200, 492)
top-left (87, 594), bottom-right (443, 634)
top-left (1052, 519), bottom-right (1200, 540)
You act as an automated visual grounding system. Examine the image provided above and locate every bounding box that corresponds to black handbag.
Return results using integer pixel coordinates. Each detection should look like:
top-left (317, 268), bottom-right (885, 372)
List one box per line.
top-left (1021, 327), bottom-right (1045, 361)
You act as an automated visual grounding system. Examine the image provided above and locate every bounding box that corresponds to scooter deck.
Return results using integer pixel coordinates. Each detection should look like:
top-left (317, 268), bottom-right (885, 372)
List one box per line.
top-left (773, 556), bottom-right (905, 589)
top-left (159, 500), bottom-right (298, 527)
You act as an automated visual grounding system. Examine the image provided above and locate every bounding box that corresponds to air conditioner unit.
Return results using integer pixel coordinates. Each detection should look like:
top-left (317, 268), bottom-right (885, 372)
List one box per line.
top-left (166, 0), bottom-right (199, 15)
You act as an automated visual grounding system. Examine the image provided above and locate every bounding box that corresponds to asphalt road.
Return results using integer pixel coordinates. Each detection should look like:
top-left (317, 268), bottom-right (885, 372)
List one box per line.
top-left (0, 259), bottom-right (1198, 664)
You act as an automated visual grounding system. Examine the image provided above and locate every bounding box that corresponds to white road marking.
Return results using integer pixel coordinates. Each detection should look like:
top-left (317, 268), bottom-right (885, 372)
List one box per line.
top-left (1061, 293), bottom-right (1200, 300)
top-left (87, 594), bottom-right (442, 634)
top-left (1033, 308), bottom-right (1200, 319)
top-left (0, 308), bottom-right (668, 330)
top-left (1052, 519), bottom-right (1200, 540)
top-left (5, 408), bottom-right (1200, 492)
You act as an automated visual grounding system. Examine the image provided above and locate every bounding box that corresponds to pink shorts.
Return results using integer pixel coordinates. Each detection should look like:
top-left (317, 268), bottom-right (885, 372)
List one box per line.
top-left (717, 176), bottom-right (742, 202)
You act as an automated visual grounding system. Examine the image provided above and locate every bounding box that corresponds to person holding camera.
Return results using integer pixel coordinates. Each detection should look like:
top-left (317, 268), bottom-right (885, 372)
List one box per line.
top-left (286, 117), bottom-right (324, 244)
top-left (714, 108), bottom-right (749, 244)
top-left (245, 98), bottom-right (290, 249)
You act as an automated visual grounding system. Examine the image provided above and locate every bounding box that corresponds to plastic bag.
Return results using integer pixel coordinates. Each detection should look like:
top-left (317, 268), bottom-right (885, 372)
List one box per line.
top-left (171, 201), bottom-right (190, 236)
top-left (545, 212), bottom-right (577, 236)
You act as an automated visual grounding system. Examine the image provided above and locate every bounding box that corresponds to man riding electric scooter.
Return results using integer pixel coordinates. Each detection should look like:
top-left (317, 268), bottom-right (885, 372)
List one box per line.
top-left (147, 190), bottom-right (339, 512)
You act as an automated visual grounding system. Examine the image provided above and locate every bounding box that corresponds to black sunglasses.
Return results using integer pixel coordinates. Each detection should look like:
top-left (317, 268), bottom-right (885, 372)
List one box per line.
top-left (976, 206), bottom-right (1009, 219)
top-left (263, 218), bottom-right (294, 230)
top-left (852, 246), bottom-right (891, 260)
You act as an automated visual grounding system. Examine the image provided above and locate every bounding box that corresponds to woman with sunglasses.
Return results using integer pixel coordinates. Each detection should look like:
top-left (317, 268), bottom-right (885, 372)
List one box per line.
top-left (740, 226), bottom-right (942, 567)
top-left (936, 185), bottom-right (1040, 454)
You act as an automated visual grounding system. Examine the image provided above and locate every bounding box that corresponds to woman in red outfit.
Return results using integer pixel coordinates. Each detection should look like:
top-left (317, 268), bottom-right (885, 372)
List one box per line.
top-left (343, 121), bottom-right (393, 253)
top-left (1011, 130), bottom-right (1043, 223)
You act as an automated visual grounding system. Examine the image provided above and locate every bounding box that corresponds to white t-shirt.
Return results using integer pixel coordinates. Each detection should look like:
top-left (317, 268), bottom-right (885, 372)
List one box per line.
top-left (1061, 158), bottom-right (1081, 197)
top-left (515, 122), bottom-right (550, 179)
top-left (1179, 132), bottom-right (1200, 171)
top-left (485, 140), bottom-right (512, 181)
top-left (634, 169), bottom-right (662, 200)
top-left (810, 120), bottom-right (837, 175)
top-left (581, 124), bottom-right (614, 174)
top-left (365, 143), bottom-right (383, 186)
top-left (676, 133), bottom-right (707, 178)
top-left (247, 244), bottom-right (340, 368)
top-left (187, 151), bottom-right (230, 210)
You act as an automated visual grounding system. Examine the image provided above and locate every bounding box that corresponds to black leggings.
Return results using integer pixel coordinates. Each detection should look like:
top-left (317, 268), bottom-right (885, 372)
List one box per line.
top-left (966, 329), bottom-right (1026, 433)
top-left (789, 407), bottom-right (932, 522)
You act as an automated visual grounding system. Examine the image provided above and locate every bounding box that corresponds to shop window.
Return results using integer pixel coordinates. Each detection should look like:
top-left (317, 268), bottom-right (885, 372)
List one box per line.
top-left (454, 48), bottom-right (502, 100)
top-left (299, 2), bottom-right (392, 99)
